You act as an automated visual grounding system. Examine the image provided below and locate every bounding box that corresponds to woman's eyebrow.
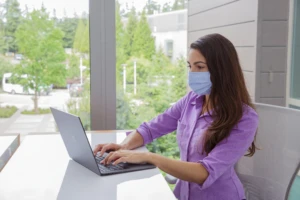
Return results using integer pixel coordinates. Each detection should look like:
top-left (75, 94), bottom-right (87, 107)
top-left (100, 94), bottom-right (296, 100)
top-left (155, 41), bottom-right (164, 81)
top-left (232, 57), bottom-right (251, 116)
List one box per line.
top-left (194, 61), bottom-right (206, 65)
top-left (187, 61), bottom-right (207, 65)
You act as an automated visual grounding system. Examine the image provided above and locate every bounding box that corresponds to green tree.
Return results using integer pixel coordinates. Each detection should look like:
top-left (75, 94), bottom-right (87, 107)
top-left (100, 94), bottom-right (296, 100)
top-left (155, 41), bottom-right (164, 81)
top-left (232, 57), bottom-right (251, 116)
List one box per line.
top-left (4, 0), bottom-right (21, 53)
top-left (0, 27), bottom-right (6, 53)
top-left (67, 54), bottom-right (80, 79)
top-left (124, 51), bottom-right (187, 158)
top-left (73, 16), bottom-right (89, 53)
top-left (15, 9), bottom-right (66, 113)
top-left (81, 21), bottom-right (89, 53)
top-left (0, 4), bottom-right (6, 53)
top-left (0, 55), bottom-right (14, 85)
top-left (57, 12), bottom-right (79, 48)
top-left (116, 1), bottom-right (127, 85)
top-left (144, 0), bottom-right (160, 15)
top-left (66, 81), bottom-right (91, 130)
top-left (116, 86), bottom-right (133, 129)
top-left (132, 10), bottom-right (155, 60)
top-left (170, 56), bottom-right (188, 99)
top-left (123, 7), bottom-right (138, 59)
top-left (162, 2), bottom-right (173, 13)
top-left (172, 0), bottom-right (187, 11)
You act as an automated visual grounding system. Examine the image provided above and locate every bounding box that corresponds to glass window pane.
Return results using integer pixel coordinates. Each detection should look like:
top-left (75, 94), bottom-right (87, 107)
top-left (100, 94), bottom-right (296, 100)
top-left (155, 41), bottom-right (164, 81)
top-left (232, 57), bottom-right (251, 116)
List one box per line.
top-left (0, 0), bottom-right (90, 135)
top-left (290, 0), bottom-right (300, 100)
top-left (116, 1), bottom-right (187, 165)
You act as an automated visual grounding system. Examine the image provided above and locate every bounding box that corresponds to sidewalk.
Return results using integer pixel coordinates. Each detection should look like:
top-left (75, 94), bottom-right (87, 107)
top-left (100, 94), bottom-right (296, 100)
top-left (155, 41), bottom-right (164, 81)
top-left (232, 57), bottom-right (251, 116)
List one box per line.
top-left (0, 108), bottom-right (56, 138)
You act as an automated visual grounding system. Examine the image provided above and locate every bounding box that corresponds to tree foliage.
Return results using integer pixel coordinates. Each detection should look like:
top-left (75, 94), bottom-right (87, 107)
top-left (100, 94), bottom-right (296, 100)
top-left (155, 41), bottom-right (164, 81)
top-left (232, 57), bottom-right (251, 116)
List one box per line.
top-left (144, 0), bottom-right (160, 15)
top-left (4, 0), bottom-right (21, 53)
top-left (57, 14), bottom-right (79, 48)
top-left (172, 0), bottom-right (187, 11)
top-left (162, 2), bottom-right (173, 13)
top-left (0, 55), bottom-right (14, 84)
top-left (112, 2), bottom-right (188, 159)
top-left (67, 53), bottom-right (80, 79)
top-left (15, 9), bottom-right (66, 113)
top-left (73, 15), bottom-right (89, 53)
top-left (132, 10), bottom-right (155, 60)
top-left (123, 7), bottom-right (138, 59)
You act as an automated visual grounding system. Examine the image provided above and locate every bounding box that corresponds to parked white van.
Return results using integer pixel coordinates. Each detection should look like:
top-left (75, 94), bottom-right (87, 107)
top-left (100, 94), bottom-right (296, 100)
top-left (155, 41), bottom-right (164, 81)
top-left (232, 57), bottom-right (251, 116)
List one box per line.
top-left (2, 73), bottom-right (34, 95)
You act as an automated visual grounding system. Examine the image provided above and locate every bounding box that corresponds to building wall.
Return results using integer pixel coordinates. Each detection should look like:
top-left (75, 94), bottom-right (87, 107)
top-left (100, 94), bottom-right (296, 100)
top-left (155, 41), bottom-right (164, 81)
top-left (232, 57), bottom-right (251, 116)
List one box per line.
top-left (188, 0), bottom-right (258, 99)
top-left (148, 10), bottom-right (188, 61)
top-left (123, 9), bottom-right (188, 62)
top-left (153, 31), bottom-right (187, 61)
top-left (255, 0), bottom-right (290, 106)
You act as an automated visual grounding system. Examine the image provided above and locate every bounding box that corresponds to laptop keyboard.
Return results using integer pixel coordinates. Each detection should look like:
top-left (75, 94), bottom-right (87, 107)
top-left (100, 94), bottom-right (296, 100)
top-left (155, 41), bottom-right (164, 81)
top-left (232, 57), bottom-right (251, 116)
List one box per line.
top-left (95, 155), bottom-right (126, 173)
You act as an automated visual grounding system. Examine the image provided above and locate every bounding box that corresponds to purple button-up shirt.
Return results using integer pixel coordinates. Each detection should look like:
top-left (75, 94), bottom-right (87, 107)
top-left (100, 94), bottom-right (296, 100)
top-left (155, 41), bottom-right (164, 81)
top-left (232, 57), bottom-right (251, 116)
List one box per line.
top-left (137, 91), bottom-right (258, 200)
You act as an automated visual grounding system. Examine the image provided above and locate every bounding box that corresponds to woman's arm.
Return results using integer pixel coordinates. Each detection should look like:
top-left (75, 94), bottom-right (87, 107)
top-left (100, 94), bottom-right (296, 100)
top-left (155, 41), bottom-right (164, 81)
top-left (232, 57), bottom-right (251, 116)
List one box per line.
top-left (147, 153), bottom-right (209, 184)
top-left (120, 130), bottom-right (144, 150)
top-left (102, 150), bottom-right (208, 184)
top-left (95, 93), bottom-right (191, 156)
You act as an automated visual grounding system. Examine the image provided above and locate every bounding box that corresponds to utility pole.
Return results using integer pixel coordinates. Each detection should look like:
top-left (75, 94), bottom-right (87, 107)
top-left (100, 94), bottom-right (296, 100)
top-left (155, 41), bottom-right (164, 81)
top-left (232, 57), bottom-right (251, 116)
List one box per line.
top-left (134, 60), bottom-right (137, 95)
top-left (122, 64), bottom-right (127, 93)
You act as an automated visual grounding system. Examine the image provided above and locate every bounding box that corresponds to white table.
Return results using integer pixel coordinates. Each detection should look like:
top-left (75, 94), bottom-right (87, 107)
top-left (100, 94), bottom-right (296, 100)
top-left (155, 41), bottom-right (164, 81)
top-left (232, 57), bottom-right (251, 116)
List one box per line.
top-left (0, 134), bottom-right (19, 171)
top-left (0, 132), bottom-right (176, 200)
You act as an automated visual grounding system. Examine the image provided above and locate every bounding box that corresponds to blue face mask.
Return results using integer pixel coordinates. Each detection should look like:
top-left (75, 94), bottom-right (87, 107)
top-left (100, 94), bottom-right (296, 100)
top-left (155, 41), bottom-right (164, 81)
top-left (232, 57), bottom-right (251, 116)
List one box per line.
top-left (188, 71), bottom-right (212, 96)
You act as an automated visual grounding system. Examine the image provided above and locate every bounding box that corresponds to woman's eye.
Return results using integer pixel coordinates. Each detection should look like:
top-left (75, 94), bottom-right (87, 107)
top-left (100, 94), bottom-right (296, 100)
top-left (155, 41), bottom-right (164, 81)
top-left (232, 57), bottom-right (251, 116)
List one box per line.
top-left (187, 65), bottom-right (191, 68)
top-left (198, 66), bottom-right (204, 69)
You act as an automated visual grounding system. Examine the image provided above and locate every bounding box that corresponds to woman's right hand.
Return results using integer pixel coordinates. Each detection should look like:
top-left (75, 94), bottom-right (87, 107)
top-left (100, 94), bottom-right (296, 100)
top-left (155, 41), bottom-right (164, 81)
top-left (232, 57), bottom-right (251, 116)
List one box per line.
top-left (93, 143), bottom-right (124, 157)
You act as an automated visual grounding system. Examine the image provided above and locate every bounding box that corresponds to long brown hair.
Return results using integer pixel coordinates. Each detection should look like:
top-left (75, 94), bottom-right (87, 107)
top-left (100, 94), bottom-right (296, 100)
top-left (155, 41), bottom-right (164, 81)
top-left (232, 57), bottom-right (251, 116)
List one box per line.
top-left (190, 33), bottom-right (256, 157)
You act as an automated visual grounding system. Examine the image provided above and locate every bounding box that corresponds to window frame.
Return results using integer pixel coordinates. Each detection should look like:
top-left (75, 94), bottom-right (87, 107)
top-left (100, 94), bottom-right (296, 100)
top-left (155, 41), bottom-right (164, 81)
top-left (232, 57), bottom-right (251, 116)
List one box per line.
top-left (90, 0), bottom-right (116, 130)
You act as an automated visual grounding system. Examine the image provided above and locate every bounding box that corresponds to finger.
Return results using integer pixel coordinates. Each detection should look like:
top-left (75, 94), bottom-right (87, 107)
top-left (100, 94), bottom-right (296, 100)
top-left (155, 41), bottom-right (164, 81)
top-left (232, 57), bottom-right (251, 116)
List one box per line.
top-left (93, 144), bottom-right (104, 155)
top-left (101, 152), bottom-right (114, 165)
top-left (113, 157), bottom-right (127, 165)
top-left (106, 152), bottom-right (121, 165)
top-left (99, 143), bottom-right (117, 156)
top-left (99, 144), bottom-right (110, 157)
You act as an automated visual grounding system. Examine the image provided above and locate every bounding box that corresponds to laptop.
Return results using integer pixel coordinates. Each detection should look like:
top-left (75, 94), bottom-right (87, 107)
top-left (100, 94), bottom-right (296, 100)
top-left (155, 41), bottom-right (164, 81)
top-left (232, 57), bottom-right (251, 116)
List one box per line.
top-left (50, 107), bottom-right (156, 176)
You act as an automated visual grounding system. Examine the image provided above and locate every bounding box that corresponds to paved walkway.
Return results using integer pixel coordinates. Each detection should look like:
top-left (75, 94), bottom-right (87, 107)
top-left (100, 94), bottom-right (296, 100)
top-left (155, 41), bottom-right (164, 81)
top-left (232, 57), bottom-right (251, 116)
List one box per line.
top-left (0, 90), bottom-right (70, 138)
top-left (0, 108), bottom-right (56, 138)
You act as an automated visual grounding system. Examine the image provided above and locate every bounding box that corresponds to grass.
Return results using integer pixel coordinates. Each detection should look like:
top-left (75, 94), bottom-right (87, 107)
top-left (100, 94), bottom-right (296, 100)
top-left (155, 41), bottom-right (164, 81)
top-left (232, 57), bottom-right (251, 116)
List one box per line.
top-left (21, 108), bottom-right (51, 115)
top-left (0, 106), bottom-right (18, 118)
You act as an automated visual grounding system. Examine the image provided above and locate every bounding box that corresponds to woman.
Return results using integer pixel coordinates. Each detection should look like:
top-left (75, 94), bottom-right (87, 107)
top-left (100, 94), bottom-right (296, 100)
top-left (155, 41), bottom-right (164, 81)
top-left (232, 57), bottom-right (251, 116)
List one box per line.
top-left (93, 33), bottom-right (258, 200)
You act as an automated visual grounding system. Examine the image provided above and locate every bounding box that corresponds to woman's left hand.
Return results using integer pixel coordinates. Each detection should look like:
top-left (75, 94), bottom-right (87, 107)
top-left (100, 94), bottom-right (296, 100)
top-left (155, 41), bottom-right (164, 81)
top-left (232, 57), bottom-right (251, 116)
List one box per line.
top-left (101, 150), bottom-right (151, 165)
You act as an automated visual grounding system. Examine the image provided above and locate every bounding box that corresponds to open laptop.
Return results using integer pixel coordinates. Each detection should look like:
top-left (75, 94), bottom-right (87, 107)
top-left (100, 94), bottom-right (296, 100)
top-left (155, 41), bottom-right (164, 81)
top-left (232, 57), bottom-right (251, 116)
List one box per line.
top-left (50, 107), bottom-right (156, 176)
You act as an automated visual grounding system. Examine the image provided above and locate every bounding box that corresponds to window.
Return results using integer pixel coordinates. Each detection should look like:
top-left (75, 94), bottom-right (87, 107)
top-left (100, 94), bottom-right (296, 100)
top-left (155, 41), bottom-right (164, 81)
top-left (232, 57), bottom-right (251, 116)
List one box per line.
top-left (165, 40), bottom-right (174, 59)
top-left (116, 0), bottom-right (187, 170)
top-left (290, 0), bottom-right (300, 104)
top-left (0, 0), bottom-right (90, 134)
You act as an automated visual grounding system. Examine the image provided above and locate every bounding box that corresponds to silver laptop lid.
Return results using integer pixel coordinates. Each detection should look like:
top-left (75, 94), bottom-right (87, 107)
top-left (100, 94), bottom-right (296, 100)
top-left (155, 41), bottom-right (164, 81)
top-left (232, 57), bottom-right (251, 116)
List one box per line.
top-left (50, 107), bottom-right (100, 175)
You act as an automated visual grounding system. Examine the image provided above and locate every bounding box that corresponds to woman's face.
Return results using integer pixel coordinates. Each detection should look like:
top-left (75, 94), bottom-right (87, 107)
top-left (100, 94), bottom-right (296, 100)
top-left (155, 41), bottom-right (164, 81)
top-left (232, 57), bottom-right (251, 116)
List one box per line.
top-left (187, 49), bottom-right (209, 73)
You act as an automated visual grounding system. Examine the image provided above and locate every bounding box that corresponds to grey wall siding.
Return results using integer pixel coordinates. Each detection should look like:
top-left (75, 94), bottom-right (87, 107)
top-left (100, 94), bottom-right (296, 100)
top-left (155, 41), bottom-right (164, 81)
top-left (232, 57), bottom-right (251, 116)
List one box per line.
top-left (188, 0), bottom-right (258, 98)
top-left (255, 0), bottom-right (290, 106)
top-left (188, 0), bottom-right (239, 16)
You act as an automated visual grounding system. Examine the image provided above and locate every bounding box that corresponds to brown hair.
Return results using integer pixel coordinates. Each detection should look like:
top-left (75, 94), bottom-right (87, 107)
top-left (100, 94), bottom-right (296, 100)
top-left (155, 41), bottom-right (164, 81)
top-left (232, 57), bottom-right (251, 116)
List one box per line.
top-left (190, 33), bottom-right (256, 157)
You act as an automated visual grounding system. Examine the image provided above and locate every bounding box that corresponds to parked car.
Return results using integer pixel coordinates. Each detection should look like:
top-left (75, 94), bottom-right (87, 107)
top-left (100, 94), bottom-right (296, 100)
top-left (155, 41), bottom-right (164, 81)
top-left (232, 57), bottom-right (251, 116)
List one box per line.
top-left (69, 84), bottom-right (83, 97)
top-left (38, 84), bottom-right (52, 96)
top-left (14, 54), bottom-right (23, 60)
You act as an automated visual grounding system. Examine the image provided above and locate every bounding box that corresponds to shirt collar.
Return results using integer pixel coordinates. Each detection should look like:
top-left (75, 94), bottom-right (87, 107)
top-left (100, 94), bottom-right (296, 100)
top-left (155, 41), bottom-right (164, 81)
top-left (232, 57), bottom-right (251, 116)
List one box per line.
top-left (191, 95), bottom-right (213, 117)
top-left (190, 95), bottom-right (204, 106)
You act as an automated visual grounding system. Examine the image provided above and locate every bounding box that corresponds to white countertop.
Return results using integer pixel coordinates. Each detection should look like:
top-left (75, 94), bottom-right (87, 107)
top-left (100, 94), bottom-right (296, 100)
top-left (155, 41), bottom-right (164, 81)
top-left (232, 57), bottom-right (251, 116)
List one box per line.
top-left (0, 132), bottom-right (176, 200)
top-left (0, 135), bottom-right (18, 155)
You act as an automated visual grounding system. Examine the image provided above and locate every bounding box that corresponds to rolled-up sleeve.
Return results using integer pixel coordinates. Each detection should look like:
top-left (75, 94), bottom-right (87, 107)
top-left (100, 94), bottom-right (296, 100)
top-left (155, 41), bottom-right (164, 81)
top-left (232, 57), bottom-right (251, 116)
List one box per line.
top-left (137, 93), bottom-right (190, 145)
top-left (198, 107), bottom-right (259, 190)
